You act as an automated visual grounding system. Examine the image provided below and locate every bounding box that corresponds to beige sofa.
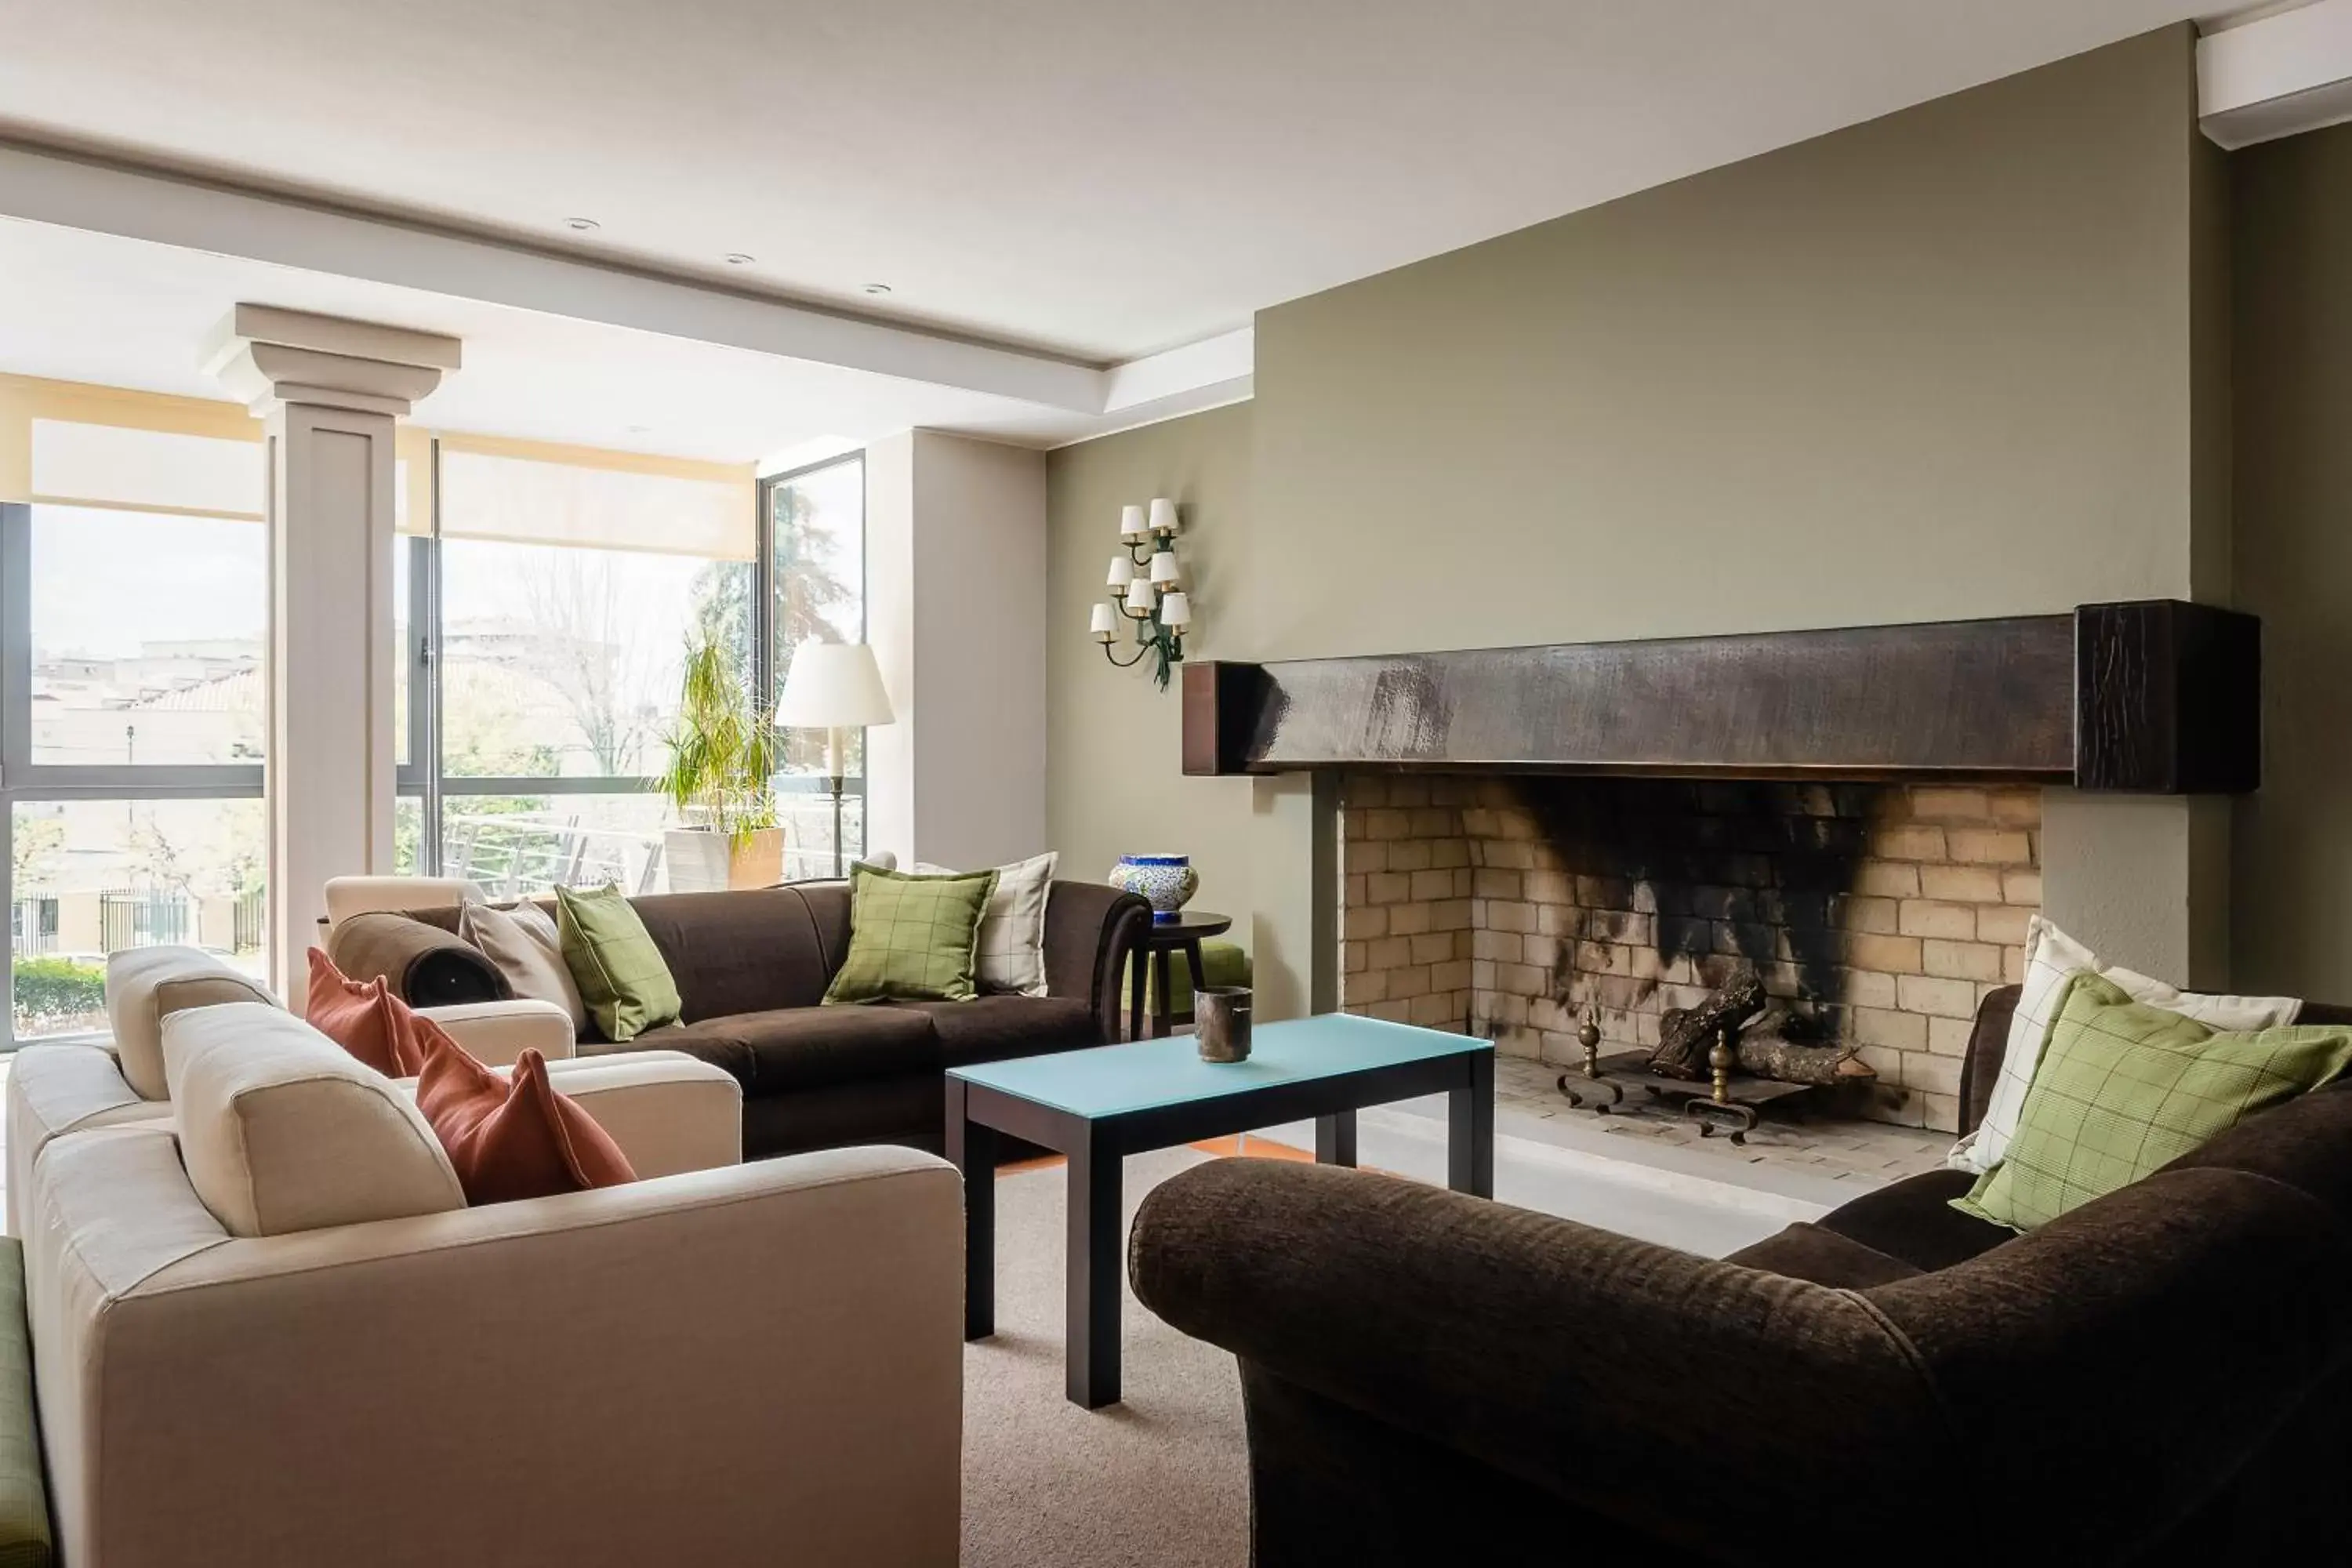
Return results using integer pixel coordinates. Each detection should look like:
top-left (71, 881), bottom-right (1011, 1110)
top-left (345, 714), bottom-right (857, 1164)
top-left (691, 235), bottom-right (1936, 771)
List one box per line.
top-left (5, 945), bottom-right (579, 1234)
top-left (17, 1001), bottom-right (964, 1567)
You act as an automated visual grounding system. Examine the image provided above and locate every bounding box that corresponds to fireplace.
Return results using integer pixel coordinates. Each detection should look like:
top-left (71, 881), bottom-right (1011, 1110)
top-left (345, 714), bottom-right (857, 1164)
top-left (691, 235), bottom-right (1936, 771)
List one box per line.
top-left (1182, 601), bottom-right (2262, 1134)
top-left (1338, 772), bottom-right (2038, 1131)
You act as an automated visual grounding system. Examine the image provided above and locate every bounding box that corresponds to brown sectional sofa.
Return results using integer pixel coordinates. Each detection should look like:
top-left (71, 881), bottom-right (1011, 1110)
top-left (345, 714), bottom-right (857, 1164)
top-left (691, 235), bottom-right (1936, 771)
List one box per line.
top-left (1132, 982), bottom-right (2352, 1566)
top-left (330, 878), bottom-right (1149, 1160)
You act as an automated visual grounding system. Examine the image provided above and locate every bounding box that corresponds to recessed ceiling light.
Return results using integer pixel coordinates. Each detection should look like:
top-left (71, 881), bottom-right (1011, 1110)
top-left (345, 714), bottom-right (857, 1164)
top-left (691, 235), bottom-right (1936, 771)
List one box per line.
top-left (724, 252), bottom-right (755, 265)
top-left (563, 216), bottom-right (600, 231)
top-left (862, 282), bottom-right (893, 296)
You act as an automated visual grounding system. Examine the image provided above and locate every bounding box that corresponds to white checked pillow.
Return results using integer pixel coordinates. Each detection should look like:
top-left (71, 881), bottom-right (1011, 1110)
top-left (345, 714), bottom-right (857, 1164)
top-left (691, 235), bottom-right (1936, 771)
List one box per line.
top-left (1946, 915), bottom-right (2300, 1174)
top-left (914, 851), bottom-right (1056, 997)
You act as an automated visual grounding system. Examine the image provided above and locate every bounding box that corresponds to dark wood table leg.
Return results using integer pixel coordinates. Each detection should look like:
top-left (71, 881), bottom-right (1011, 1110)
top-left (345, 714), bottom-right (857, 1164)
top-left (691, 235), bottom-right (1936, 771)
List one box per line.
top-left (1149, 947), bottom-right (1174, 1039)
top-left (944, 1077), bottom-right (996, 1340)
top-left (1066, 1127), bottom-right (1123, 1407)
top-left (1449, 1051), bottom-right (1495, 1198)
top-left (1315, 1109), bottom-right (1358, 1167)
top-left (1126, 949), bottom-right (1145, 1043)
top-left (1178, 937), bottom-right (1208, 1027)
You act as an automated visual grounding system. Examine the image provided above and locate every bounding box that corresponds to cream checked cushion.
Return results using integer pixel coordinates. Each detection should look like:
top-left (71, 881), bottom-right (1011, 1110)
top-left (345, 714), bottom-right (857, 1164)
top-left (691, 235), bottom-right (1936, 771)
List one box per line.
top-left (162, 1001), bottom-right (465, 1237)
top-left (916, 852), bottom-right (1056, 997)
top-left (1946, 915), bottom-right (2301, 1175)
top-left (104, 946), bottom-right (278, 1099)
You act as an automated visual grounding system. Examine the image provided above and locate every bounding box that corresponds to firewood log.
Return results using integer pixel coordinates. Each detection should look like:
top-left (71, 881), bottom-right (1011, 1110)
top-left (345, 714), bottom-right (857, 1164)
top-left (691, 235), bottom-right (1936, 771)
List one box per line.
top-left (1649, 964), bottom-right (1766, 1080)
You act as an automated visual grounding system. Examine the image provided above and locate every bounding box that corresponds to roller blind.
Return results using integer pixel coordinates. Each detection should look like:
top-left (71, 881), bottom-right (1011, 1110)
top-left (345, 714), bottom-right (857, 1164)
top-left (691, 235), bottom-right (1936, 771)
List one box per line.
top-left (2, 373), bottom-right (263, 517)
top-left (436, 436), bottom-right (756, 561)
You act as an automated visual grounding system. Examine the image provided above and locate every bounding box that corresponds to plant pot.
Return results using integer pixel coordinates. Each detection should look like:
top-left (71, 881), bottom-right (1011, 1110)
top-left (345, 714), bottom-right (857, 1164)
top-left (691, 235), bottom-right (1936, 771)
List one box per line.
top-left (664, 826), bottom-right (785, 894)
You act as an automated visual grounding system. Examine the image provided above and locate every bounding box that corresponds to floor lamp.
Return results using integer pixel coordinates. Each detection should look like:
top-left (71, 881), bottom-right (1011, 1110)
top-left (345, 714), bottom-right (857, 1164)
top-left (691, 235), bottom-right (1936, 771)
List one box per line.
top-left (775, 642), bottom-right (896, 877)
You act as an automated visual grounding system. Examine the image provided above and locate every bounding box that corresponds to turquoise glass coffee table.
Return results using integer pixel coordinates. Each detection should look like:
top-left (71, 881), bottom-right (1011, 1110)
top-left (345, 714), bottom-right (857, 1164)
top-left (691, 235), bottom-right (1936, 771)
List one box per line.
top-left (946, 1013), bottom-right (1494, 1407)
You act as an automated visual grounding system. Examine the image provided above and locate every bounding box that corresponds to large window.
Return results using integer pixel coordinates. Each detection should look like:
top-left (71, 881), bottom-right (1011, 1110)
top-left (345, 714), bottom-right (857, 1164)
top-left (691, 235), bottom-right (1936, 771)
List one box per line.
top-left (401, 439), bottom-right (855, 901)
top-left (2, 377), bottom-right (869, 1044)
top-left (2, 389), bottom-right (269, 1047)
top-left (765, 456), bottom-right (867, 881)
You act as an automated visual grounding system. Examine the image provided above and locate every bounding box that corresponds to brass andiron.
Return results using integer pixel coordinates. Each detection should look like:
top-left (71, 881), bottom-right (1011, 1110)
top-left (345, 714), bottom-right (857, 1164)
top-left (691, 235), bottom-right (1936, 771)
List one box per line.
top-left (1682, 1020), bottom-right (1762, 1145)
top-left (1556, 1001), bottom-right (1624, 1111)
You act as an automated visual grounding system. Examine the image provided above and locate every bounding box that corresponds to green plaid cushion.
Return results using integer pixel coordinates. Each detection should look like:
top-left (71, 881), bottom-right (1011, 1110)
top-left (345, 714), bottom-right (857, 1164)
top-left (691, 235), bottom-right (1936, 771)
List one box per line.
top-left (824, 865), bottom-right (1000, 1005)
top-left (555, 884), bottom-right (682, 1042)
top-left (1954, 969), bottom-right (2352, 1232)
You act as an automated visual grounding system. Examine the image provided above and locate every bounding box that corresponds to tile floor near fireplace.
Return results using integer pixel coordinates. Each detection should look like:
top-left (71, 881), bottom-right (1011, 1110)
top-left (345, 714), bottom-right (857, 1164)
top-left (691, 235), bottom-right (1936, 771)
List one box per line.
top-left (1339, 773), bottom-right (2042, 1134)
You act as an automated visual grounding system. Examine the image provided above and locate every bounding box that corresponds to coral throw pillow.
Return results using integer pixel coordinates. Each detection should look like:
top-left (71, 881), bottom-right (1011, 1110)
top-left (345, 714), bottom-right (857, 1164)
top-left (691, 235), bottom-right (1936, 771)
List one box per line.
top-left (412, 1022), bottom-right (636, 1205)
top-left (307, 947), bottom-right (427, 1076)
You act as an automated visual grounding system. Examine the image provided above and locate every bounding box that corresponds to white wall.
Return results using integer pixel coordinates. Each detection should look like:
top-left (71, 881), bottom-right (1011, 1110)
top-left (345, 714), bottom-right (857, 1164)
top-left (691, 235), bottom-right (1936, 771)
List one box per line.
top-left (865, 430), bottom-right (1048, 871)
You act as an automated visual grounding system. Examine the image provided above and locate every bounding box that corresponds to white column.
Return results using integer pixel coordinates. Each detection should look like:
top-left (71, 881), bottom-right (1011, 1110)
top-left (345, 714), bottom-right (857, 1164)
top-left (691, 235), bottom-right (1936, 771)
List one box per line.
top-left (204, 306), bottom-right (459, 998)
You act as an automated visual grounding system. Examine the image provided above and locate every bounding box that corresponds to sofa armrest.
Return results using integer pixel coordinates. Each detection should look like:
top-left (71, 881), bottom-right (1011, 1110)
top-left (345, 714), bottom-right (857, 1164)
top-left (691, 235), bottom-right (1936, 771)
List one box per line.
top-left (44, 1141), bottom-right (961, 1568)
top-left (416, 998), bottom-right (575, 1066)
top-left (1130, 1160), bottom-right (1951, 1556)
top-left (1042, 880), bottom-right (1151, 1040)
top-left (539, 1051), bottom-right (740, 1177)
top-left (325, 910), bottom-right (506, 1008)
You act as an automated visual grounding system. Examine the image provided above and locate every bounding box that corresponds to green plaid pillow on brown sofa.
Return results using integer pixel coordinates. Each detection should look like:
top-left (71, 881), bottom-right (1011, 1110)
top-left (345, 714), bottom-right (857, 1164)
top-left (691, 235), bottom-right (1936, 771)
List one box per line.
top-left (823, 864), bottom-right (1000, 1005)
top-left (1955, 968), bottom-right (2352, 1232)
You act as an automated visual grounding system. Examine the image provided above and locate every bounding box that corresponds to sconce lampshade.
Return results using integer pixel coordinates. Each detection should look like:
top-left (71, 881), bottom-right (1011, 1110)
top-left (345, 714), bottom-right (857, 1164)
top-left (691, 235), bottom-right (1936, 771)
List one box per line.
top-left (1119, 504), bottom-right (1149, 541)
top-left (1089, 602), bottom-right (1118, 641)
top-left (1107, 555), bottom-right (1135, 589)
top-left (1148, 550), bottom-right (1181, 588)
top-left (1124, 577), bottom-right (1157, 615)
top-left (1159, 590), bottom-right (1192, 630)
top-left (775, 641), bottom-right (896, 729)
top-left (1149, 497), bottom-right (1179, 535)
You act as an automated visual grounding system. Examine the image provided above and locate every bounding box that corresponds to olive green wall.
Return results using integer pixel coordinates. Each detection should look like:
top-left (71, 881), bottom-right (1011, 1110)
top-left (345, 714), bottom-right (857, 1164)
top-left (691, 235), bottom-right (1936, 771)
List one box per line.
top-left (1045, 402), bottom-right (1258, 945)
top-left (2231, 122), bottom-right (2352, 999)
top-left (1232, 26), bottom-right (2211, 659)
top-left (1044, 27), bottom-right (2247, 1007)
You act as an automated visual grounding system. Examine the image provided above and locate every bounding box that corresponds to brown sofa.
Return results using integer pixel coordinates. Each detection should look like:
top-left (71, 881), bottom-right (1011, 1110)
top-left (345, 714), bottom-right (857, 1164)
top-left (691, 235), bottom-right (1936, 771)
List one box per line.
top-left (329, 879), bottom-right (1149, 1160)
top-left (1131, 983), bottom-right (2352, 1566)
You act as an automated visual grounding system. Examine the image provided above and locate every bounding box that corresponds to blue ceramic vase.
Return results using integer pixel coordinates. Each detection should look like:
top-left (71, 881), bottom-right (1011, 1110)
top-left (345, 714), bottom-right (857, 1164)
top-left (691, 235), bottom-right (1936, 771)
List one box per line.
top-left (1109, 854), bottom-right (1200, 924)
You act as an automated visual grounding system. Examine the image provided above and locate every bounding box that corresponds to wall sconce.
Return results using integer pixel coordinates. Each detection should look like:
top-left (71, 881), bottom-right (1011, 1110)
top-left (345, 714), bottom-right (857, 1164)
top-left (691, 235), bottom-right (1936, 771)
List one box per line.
top-left (1089, 496), bottom-right (1189, 690)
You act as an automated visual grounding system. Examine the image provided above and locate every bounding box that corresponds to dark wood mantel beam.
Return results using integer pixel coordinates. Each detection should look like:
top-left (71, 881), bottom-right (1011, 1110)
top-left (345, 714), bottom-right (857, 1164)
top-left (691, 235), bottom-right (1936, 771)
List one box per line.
top-left (1181, 601), bottom-right (2259, 794)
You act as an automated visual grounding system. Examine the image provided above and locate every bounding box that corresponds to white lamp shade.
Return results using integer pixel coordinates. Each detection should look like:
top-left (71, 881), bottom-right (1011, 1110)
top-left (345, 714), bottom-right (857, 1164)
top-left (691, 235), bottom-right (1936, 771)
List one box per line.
top-left (1120, 503), bottom-right (1148, 540)
top-left (1107, 555), bottom-right (1135, 588)
top-left (1124, 577), bottom-right (1156, 614)
top-left (1149, 497), bottom-right (1179, 534)
top-left (1159, 590), bottom-right (1192, 630)
top-left (775, 641), bottom-right (895, 728)
top-left (1089, 602), bottom-right (1119, 638)
top-left (1149, 550), bottom-right (1181, 587)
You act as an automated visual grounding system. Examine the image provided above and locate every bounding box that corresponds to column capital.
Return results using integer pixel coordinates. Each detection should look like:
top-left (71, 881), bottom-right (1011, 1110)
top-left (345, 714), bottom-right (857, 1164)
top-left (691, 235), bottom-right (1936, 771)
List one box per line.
top-left (202, 303), bottom-right (461, 417)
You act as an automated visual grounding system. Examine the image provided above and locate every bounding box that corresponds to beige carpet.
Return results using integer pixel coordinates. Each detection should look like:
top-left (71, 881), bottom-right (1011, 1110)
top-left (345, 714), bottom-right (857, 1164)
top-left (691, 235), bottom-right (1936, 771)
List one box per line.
top-left (962, 1148), bottom-right (1249, 1568)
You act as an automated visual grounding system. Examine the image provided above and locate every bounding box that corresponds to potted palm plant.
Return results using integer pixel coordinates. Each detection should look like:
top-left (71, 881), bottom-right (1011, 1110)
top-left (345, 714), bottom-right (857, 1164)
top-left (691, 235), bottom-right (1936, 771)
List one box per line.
top-left (659, 627), bottom-right (784, 892)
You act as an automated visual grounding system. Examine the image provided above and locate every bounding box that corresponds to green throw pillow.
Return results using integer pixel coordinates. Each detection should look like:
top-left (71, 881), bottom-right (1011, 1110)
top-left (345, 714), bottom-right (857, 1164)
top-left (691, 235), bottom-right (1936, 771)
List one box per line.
top-left (1953, 970), bottom-right (2352, 1232)
top-left (823, 864), bottom-right (1000, 1004)
top-left (555, 884), bottom-right (681, 1042)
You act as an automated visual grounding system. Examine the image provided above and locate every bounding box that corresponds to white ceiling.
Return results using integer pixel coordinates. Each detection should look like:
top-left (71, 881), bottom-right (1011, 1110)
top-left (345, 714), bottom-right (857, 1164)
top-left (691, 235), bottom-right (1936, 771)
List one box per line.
top-left (0, 216), bottom-right (1104, 461)
top-left (0, 0), bottom-right (2216, 365)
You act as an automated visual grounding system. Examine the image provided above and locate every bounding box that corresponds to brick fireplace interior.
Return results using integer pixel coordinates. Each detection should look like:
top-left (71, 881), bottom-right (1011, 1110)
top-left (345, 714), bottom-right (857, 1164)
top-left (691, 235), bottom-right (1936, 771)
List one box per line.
top-left (1338, 773), bottom-right (2042, 1132)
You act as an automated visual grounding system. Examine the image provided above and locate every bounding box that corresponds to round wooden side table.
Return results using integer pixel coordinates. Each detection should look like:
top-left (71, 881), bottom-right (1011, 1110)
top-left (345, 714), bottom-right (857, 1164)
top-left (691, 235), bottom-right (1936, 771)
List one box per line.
top-left (1127, 910), bottom-right (1234, 1040)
